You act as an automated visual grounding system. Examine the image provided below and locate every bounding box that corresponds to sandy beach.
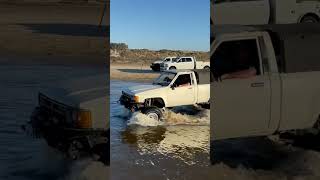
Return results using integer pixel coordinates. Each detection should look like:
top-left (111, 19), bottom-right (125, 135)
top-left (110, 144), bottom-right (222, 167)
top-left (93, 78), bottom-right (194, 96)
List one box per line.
top-left (110, 63), bottom-right (160, 82)
top-left (0, 3), bottom-right (108, 65)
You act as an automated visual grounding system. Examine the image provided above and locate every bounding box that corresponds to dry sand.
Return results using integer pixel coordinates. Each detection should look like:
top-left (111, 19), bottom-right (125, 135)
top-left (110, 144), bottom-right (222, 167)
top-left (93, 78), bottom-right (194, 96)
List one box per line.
top-left (110, 63), bottom-right (160, 82)
top-left (0, 3), bottom-right (108, 65)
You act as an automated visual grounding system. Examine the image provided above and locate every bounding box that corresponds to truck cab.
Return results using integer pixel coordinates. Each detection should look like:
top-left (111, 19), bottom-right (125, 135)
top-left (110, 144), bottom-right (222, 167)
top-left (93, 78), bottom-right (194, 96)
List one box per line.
top-left (211, 24), bottom-right (320, 141)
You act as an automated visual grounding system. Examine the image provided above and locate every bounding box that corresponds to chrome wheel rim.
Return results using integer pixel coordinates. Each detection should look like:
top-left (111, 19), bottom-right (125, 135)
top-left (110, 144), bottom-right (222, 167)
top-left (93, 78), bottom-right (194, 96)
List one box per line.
top-left (147, 112), bottom-right (159, 121)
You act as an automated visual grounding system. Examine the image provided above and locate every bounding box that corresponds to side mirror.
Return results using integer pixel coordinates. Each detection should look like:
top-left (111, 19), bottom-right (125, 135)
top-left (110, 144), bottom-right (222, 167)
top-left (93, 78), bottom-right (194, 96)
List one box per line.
top-left (170, 84), bottom-right (175, 90)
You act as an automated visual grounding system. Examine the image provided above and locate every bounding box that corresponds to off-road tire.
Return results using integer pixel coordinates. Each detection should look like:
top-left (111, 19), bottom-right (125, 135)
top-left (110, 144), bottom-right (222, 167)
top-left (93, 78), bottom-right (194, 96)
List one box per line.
top-left (300, 15), bottom-right (319, 23)
top-left (141, 107), bottom-right (163, 122)
top-left (169, 66), bottom-right (176, 70)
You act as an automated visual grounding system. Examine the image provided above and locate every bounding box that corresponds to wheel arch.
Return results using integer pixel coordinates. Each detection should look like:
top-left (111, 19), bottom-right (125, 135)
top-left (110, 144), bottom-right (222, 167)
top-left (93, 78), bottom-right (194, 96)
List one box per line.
top-left (144, 97), bottom-right (166, 108)
top-left (299, 13), bottom-right (320, 23)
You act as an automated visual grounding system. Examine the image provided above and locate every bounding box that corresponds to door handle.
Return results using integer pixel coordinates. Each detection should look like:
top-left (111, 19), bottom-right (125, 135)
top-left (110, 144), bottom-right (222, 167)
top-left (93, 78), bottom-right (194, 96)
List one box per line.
top-left (187, 87), bottom-right (193, 89)
top-left (251, 82), bottom-right (264, 87)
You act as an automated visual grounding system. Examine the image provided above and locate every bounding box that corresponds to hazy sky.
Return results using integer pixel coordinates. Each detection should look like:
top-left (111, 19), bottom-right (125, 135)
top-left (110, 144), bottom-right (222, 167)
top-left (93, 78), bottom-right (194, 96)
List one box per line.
top-left (110, 0), bottom-right (210, 51)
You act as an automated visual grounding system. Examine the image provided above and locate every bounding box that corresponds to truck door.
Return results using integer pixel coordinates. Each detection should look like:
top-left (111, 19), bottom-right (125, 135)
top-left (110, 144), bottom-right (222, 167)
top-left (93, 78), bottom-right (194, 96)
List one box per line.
top-left (167, 73), bottom-right (196, 107)
top-left (212, 0), bottom-right (270, 25)
top-left (212, 38), bottom-right (271, 140)
top-left (185, 57), bottom-right (194, 69)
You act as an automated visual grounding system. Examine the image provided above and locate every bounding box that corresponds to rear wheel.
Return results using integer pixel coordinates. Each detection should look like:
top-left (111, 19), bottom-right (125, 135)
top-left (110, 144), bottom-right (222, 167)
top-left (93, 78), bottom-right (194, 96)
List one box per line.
top-left (142, 107), bottom-right (163, 122)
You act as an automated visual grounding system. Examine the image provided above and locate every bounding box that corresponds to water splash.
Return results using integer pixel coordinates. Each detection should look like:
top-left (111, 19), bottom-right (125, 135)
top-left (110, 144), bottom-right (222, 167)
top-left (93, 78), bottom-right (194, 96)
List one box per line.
top-left (64, 159), bottom-right (108, 180)
top-left (127, 106), bottom-right (210, 127)
top-left (122, 106), bottom-right (210, 165)
top-left (127, 112), bottom-right (165, 126)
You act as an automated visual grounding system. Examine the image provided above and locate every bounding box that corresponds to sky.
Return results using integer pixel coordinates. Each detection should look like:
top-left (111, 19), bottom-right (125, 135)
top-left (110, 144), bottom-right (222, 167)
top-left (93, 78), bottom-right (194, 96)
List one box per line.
top-left (110, 0), bottom-right (210, 51)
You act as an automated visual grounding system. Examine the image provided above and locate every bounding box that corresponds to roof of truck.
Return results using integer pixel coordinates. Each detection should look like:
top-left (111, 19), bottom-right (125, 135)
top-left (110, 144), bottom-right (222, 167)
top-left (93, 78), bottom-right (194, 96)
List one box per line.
top-left (164, 69), bottom-right (212, 84)
top-left (211, 24), bottom-right (320, 37)
top-left (211, 24), bottom-right (320, 73)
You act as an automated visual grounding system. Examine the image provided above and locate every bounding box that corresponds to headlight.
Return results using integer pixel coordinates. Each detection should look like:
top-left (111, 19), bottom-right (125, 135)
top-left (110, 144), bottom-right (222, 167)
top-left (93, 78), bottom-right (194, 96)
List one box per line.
top-left (74, 110), bottom-right (92, 128)
top-left (133, 95), bottom-right (139, 102)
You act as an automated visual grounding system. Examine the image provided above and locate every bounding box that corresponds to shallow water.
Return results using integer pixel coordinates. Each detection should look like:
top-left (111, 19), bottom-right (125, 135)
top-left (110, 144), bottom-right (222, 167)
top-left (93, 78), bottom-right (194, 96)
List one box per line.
top-left (0, 65), bottom-right (107, 180)
top-left (110, 80), bottom-right (211, 180)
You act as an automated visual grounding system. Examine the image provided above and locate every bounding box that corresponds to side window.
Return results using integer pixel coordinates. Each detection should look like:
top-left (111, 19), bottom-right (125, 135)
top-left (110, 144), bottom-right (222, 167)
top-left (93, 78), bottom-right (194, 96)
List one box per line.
top-left (212, 39), bottom-right (262, 79)
top-left (174, 74), bottom-right (191, 87)
top-left (186, 58), bottom-right (192, 62)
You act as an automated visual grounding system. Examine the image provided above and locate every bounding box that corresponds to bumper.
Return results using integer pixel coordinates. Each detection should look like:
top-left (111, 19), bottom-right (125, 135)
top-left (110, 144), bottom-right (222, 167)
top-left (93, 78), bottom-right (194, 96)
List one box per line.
top-left (29, 107), bottom-right (108, 146)
top-left (119, 94), bottom-right (143, 111)
top-left (150, 64), bottom-right (160, 71)
top-left (160, 67), bottom-right (168, 71)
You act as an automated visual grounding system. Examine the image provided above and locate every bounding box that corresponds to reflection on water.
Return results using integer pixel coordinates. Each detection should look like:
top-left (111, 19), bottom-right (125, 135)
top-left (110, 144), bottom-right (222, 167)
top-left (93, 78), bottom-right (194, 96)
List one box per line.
top-left (122, 125), bottom-right (209, 165)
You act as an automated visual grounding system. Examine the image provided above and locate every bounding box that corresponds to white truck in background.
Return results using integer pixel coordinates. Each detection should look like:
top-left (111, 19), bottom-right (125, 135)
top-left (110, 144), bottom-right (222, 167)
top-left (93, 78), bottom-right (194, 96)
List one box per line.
top-left (212, 0), bottom-right (320, 25)
top-left (160, 57), bottom-right (210, 71)
top-left (150, 57), bottom-right (177, 71)
top-left (211, 24), bottom-right (320, 141)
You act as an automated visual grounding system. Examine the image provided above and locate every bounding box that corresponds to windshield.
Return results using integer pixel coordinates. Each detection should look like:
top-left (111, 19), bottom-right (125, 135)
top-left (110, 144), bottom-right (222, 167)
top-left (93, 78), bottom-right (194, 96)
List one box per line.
top-left (172, 58), bottom-right (179, 62)
top-left (153, 72), bottom-right (176, 86)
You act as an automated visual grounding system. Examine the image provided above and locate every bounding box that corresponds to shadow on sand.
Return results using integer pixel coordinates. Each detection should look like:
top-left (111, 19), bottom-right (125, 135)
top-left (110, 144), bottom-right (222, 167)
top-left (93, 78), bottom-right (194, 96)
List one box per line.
top-left (19, 23), bottom-right (109, 37)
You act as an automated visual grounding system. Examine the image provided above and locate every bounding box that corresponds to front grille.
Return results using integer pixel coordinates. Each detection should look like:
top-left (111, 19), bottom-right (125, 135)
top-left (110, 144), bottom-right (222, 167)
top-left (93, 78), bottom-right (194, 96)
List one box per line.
top-left (121, 92), bottom-right (132, 102)
top-left (39, 93), bottom-right (73, 124)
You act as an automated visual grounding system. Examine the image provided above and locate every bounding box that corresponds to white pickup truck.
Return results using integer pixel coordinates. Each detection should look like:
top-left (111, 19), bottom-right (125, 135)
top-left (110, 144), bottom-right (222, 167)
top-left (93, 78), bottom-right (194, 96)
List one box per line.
top-left (212, 0), bottom-right (320, 25)
top-left (119, 69), bottom-right (211, 121)
top-left (25, 75), bottom-right (109, 164)
top-left (160, 57), bottom-right (210, 71)
top-left (211, 24), bottom-right (320, 141)
top-left (150, 57), bottom-right (177, 71)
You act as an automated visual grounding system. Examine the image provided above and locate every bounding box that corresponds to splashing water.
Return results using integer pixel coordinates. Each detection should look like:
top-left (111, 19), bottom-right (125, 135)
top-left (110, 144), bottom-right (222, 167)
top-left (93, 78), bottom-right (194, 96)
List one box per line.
top-left (63, 159), bottom-right (108, 180)
top-left (127, 112), bottom-right (165, 126)
top-left (122, 106), bottom-right (210, 165)
top-left (127, 106), bottom-right (210, 127)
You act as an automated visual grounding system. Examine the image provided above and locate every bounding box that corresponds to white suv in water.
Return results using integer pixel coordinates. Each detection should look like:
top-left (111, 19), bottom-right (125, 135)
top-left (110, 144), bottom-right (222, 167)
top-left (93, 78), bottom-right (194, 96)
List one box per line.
top-left (119, 69), bottom-right (211, 121)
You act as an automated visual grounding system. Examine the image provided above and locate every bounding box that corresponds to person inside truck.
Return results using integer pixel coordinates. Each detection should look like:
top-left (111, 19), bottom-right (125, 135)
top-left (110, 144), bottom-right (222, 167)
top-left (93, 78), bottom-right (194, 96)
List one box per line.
top-left (174, 74), bottom-right (191, 87)
top-left (220, 40), bottom-right (259, 80)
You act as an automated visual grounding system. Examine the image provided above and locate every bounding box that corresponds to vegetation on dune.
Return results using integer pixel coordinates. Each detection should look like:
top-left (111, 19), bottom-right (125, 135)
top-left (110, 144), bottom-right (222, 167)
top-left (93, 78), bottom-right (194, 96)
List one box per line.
top-left (110, 42), bottom-right (209, 64)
